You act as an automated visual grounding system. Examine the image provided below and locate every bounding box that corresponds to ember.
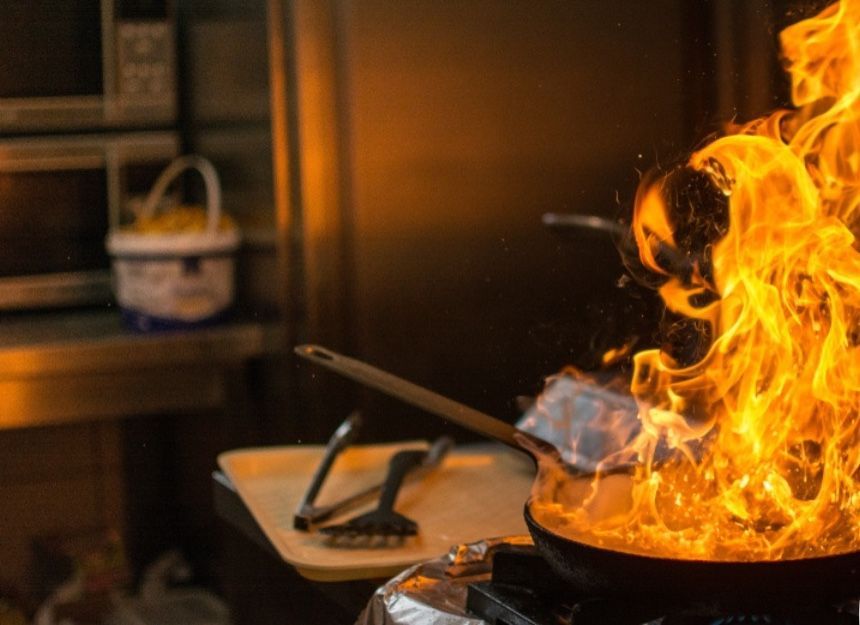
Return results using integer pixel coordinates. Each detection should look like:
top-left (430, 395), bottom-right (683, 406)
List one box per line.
top-left (530, 0), bottom-right (860, 561)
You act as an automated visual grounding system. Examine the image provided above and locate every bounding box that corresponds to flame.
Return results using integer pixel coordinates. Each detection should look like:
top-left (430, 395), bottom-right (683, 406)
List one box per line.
top-left (530, 0), bottom-right (860, 561)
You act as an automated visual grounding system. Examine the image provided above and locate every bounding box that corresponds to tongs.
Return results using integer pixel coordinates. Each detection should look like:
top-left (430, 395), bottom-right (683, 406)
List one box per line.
top-left (293, 412), bottom-right (362, 530)
top-left (293, 412), bottom-right (453, 530)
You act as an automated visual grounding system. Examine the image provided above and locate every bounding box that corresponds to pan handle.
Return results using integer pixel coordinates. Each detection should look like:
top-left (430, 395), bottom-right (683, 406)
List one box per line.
top-left (295, 344), bottom-right (529, 451)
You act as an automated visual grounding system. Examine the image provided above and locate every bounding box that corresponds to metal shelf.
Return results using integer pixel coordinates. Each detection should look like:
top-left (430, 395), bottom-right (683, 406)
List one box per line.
top-left (0, 309), bottom-right (280, 429)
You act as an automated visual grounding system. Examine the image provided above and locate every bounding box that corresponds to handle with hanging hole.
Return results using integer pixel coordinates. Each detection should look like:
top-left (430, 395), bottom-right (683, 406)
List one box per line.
top-left (294, 344), bottom-right (562, 464)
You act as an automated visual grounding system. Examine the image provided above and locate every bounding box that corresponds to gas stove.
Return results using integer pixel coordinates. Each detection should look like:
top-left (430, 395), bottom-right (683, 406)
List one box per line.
top-left (466, 544), bottom-right (858, 625)
top-left (355, 536), bottom-right (860, 625)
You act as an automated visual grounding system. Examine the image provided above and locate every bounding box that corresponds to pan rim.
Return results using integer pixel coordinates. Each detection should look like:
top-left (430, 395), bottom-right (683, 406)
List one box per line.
top-left (523, 501), bottom-right (860, 566)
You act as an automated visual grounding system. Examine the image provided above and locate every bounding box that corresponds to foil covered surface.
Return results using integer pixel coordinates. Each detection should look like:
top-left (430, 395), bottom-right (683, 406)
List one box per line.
top-left (355, 536), bottom-right (532, 625)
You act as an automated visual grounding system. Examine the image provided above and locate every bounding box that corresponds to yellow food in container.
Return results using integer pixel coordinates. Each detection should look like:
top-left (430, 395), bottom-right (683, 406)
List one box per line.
top-left (125, 204), bottom-right (237, 235)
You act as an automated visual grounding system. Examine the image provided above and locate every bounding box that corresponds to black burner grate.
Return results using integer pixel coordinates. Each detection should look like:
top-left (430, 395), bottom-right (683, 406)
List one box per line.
top-left (465, 545), bottom-right (858, 625)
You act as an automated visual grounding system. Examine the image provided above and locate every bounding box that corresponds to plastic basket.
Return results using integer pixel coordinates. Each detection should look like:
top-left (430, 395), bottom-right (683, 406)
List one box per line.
top-left (105, 155), bottom-right (240, 332)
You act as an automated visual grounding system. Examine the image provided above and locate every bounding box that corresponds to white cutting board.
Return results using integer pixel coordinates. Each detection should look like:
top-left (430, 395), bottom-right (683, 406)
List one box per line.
top-left (218, 441), bottom-right (534, 581)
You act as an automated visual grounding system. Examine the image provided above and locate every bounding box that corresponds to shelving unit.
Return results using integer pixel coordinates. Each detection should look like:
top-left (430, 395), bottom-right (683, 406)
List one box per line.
top-left (0, 309), bottom-right (279, 429)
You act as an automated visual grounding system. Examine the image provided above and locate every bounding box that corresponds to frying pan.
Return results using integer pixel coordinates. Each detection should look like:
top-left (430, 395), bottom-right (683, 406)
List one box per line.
top-left (295, 344), bottom-right (860, 607)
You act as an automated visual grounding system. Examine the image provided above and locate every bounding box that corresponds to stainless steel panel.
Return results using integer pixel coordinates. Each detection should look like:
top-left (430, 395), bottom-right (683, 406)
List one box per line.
top-left (0, 311), bottom-right (277, 428)
top-left (278, 0), bottom-right (693, 441)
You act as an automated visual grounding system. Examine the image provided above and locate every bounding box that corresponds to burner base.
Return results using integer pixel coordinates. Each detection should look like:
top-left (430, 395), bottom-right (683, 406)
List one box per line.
top-left (465, 545), bottom-right (860, 625)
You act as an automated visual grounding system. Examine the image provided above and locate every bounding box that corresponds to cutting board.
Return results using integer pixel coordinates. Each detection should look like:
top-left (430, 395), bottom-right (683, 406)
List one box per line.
top-left (217, 441), bottom-right (534, 581)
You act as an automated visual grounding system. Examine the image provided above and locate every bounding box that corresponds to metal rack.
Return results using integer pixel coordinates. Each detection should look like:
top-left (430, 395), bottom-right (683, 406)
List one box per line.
top-left (0, 309), bottom-right (277, 429)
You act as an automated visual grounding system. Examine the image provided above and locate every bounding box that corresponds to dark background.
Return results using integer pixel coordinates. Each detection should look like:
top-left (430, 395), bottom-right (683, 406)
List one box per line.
top-left (255, 0), bottom-right (800, 448)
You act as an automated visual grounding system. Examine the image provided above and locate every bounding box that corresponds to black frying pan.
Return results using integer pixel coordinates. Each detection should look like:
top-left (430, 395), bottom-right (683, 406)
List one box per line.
top-left (295, 344), bottom-right (860, 606)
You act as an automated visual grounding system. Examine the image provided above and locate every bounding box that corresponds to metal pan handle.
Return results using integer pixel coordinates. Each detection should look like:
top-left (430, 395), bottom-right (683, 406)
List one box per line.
top-left (294, 344), bottom-right (529, 451)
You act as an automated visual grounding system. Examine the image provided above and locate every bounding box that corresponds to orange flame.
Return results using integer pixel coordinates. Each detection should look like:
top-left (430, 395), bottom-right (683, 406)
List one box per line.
top-left (530, 0), bottom-right (860, 561)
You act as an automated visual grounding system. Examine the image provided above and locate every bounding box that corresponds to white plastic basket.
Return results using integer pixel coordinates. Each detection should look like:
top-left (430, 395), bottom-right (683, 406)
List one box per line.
top-left (105, 155), bottom-right (240, 332)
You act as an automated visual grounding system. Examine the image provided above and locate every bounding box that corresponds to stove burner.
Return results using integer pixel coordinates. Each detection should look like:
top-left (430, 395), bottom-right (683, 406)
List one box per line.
top-left (465, 545), bottom-right (858, 625)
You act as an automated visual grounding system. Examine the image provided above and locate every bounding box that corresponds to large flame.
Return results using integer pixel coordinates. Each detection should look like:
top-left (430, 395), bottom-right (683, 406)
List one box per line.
top-left (530, 0), bottom-right (860, 561)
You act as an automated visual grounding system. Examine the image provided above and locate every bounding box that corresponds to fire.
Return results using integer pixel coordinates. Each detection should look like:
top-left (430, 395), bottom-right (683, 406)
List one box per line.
top-left (530, 0), bottom-right (860, 561)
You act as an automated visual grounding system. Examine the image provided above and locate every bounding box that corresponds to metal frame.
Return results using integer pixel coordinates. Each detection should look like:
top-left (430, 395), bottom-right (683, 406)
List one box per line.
top-left (0, 0), bottom-right (176, 132)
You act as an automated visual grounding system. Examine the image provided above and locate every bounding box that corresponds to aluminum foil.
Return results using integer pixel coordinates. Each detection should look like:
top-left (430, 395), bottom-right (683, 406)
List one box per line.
top-left (354, 534), bottom-right (671, 625)
top-left (355, 536), bottom-right (533, 625)
top-left (516, 374), bottom-right (638, 471)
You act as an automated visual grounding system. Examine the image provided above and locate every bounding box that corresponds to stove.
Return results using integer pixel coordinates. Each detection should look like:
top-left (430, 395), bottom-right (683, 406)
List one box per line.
top-left (465, 544), bottom-right (858, 625)
top-left (355, 537), bottom-right (860, 625)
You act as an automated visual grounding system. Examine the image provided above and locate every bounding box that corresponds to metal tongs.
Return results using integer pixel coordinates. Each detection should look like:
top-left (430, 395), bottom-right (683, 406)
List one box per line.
top-left (293, 412), bottom-right (453, 531)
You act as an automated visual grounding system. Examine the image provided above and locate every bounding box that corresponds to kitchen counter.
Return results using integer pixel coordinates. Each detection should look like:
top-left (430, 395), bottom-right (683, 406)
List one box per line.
top-left (0, 309), bottom-right (280, 428)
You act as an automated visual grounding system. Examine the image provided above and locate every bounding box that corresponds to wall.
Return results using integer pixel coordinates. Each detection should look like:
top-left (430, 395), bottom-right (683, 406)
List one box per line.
top-left (284, 1), bottom-right (695, 442)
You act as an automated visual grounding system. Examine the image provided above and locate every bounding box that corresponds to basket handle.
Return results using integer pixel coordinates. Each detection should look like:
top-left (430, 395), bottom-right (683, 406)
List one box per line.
top-left (138, 155), bottom-right (223, 234)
